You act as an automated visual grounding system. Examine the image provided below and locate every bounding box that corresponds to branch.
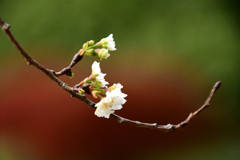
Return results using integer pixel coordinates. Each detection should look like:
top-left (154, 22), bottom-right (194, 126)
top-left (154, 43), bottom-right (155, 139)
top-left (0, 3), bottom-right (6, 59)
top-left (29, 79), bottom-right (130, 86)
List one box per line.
top-left (54, 52), bottom-right (83, 77)
top-left (0, 17), bottom-right (221, 132)
top-left (0, 17), bottom-right (95, 108)
top-left (110, 81), bottom-right (221, 132)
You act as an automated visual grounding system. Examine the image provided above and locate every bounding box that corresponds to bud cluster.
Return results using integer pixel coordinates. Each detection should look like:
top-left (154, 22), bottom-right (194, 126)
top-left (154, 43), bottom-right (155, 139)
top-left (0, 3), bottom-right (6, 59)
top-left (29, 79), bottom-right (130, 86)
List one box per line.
top-left (79, 34), bottom-right (116, 60)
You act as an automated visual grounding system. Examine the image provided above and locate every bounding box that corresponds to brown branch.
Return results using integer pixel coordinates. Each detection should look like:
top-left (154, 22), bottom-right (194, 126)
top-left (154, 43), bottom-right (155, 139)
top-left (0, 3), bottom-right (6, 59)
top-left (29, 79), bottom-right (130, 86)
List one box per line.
top-left (110, 81), bottom-right (221, 132)
top-left (0, 17), bottom-right (95, 108)
top-left (0, 17), bottom-right (222, 132)
top-left (55, 52), bottom-right (83, 77)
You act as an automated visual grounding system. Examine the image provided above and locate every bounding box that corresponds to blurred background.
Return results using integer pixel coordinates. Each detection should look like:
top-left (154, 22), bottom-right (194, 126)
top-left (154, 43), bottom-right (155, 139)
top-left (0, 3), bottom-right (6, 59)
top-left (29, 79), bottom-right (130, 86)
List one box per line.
top-left (0, 0), bottom-right (239, 159)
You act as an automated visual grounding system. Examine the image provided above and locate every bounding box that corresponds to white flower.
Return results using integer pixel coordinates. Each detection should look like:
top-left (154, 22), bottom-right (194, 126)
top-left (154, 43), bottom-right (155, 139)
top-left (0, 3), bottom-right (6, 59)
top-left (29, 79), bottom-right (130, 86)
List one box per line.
top-left (91, 61), bottom-right (109, 87)
top-left (100, 33), bottom-right (116, 51)
top-left (107, 83), bottom-right (127, 109)
top-left (95, 83), bottom-right (127, 118)
top-left (95, 98), bottom-right (114, 118)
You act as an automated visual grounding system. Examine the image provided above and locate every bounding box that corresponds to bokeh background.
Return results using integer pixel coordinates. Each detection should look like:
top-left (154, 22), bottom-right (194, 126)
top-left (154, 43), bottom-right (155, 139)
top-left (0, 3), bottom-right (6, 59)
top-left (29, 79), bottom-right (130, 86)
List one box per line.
top-left (0, 0), bottom-right (239, 159)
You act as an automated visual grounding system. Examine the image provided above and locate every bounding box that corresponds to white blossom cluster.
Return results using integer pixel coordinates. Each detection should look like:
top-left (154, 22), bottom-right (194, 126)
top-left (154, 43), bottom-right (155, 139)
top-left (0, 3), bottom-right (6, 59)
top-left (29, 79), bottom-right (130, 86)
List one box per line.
top-left (80, 34), bottom-right (127, 118)
top-left (95, 83), bottom-right (127, 118)
top-left (95, 33), bottom-right (116, 60)
top-left (90, 61), bottom-right (127, 118)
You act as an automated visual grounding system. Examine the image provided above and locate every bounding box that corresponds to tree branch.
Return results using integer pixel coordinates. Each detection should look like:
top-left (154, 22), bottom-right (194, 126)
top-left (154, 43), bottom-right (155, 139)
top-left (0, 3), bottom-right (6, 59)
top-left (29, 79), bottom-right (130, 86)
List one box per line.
top-left (0, 17), bottom-right (221, 132)
top-left (0, 17), bottom-right (95, 108)
top-left (55, 52), bottom-right (83, 77)
top-left (110, 81), bottom-right (221, 132)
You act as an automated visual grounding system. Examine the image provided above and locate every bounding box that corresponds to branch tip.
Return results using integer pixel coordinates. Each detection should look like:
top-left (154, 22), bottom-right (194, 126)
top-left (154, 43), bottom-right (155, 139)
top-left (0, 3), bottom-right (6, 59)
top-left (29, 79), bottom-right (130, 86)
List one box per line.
top-left (0, 18), bottom-right (9, 31)
top-left (214, 81), bottom-right (222, 91)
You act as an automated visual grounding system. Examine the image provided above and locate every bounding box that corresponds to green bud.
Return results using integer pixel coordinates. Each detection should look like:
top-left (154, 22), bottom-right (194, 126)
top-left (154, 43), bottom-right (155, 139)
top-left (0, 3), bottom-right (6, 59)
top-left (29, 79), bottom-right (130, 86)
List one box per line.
top-left (70, 73), bottom-right (74, 78)
top-left (95, 49), bottom-right (110, 60)
top-left (88, 40), bottom-right (95, 46)
top-left (84, 49), bottom-right (95, 56)
top-left (78, 88), bottom-right (85, 95)
top-left (82, 42), bottom-right (88, 50)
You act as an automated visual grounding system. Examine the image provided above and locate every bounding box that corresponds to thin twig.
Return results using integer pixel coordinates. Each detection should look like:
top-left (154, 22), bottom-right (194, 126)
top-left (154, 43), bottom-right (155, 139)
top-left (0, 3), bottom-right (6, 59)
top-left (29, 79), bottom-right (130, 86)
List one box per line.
top-left (55, 52), bottom-right (83, 77)
top-left (0, 17), bottom-right (221, 132)
top-left (110, 81), bottom-right (221, 132)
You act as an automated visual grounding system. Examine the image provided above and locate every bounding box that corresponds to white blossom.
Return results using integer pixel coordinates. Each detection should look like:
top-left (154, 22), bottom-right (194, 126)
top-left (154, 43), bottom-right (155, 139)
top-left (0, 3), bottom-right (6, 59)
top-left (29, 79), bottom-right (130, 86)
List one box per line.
top-left (95, 97), bottom-right (114, 118)
top-left (91, 61), bottom-right (109, 87)
top-left (95, 83), bottom-right (127, 118)
top-left (100, 33), bottom-right (116, 51)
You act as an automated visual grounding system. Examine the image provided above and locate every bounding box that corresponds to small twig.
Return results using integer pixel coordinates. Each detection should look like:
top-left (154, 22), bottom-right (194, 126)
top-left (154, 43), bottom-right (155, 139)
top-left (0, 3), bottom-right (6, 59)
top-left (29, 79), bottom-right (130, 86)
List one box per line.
top-left (0, 17), bottom-right (221, 132)
top-left (55, 52), bottom-right (83, 77)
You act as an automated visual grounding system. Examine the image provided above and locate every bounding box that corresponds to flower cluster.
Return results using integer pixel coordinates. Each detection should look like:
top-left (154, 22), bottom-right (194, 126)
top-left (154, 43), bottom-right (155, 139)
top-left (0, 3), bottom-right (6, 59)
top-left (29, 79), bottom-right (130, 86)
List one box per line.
top-left (95, 83), bottom-right (127, 118)
top-left (78, 34), bottom-right (127, 118)
top-left (80, 34), bottom-right (116, 60)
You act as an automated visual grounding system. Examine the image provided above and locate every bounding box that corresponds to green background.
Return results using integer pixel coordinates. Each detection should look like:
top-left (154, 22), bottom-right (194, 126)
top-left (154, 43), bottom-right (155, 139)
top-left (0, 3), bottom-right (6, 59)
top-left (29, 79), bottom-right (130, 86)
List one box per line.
top-left (0, 0), bottom-right (239, 159)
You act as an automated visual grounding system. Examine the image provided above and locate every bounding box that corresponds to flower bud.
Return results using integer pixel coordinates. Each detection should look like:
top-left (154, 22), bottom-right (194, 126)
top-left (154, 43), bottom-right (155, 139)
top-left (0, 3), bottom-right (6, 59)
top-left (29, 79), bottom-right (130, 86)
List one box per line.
top-left (78, 49), bottom-right (84, 56)
top-left (78, 88), bottom-right (85, 95)
top-left (88, 40), bottom-right (95, 46)
top-left (84, 49), bottom-right (95, 56)
top-left (70, 73), bottom-right (74, 78)
top-left (95, 49), bottom-right (110, 60)
top-left (91, 90), bottom-right (101, 98)
top-left (82, 42), bottom-right (88, 50)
